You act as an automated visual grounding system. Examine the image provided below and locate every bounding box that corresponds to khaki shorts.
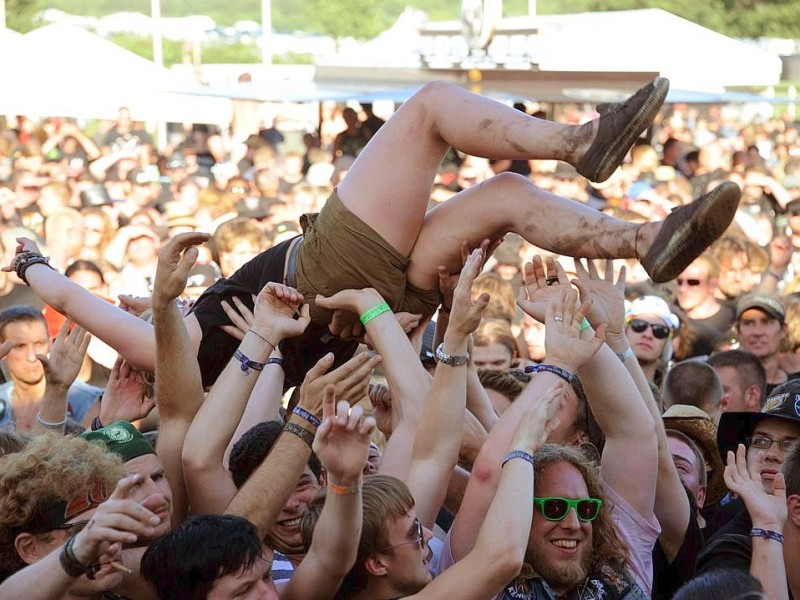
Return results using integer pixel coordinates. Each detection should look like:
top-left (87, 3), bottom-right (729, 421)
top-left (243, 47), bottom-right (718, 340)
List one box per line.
top-left (296, 189), bottom-right (441, 325)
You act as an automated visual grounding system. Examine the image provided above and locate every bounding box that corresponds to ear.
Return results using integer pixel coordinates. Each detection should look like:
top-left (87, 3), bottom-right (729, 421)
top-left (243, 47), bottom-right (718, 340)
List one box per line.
top-left (695, 485), bottom-right (707, 510)
top-left (14, 533), bottom-right (42, 565)
top-left (788, 495), bottom-right (800, 528)
top-left (719, 393), bottom-right (730, 413)
top-left (364, 554), bottom-right (389, 577)
top-left (744, 386), bottom-right (762, 412)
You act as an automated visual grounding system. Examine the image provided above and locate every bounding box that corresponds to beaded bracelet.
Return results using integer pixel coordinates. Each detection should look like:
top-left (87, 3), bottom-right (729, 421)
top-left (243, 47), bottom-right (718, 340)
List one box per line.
top-left (234, 349), bottom-right (265, 376)
top-left (502, 450), bottom-right (535, 467)
top-left (524, 363), bottom-right (575, 385)
top-left (359, 302), bottom-right (391, 326)
top-left (750, 528), bottom-right (784, 543)
top-left (284, 422), bottom-right (315, 448)
top-left (15, 251), bottom-right (55, 285)
top-left (292, 406), bottom-right (321, 428)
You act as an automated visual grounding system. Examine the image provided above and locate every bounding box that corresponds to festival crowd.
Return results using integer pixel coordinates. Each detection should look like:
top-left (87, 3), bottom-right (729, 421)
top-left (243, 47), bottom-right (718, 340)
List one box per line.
top-left (0, 76), bottom-right (799, 600)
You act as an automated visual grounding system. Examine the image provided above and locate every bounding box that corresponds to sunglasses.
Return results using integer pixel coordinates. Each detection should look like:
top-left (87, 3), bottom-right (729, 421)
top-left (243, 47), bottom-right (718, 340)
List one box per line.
top-left (379, 517), bottom-right (424, 552)
top-left (628, 319), bottom-right (671, 339)
top-left (29, 519), bottom-right (90, 536)
top-left (534, 497), bottom-right (603, 522)
top-left (676, 278), bottom-right (703, 287)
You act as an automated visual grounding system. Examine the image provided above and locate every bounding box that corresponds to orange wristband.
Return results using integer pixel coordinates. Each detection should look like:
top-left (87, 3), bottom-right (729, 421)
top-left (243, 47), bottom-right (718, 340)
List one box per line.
top-left (327, 480), bottom-right (361, 495)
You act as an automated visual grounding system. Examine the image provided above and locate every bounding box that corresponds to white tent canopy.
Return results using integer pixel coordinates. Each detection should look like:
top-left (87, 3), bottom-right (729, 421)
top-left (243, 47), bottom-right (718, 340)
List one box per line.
top-left (0, 23), bottom-right (230, 124)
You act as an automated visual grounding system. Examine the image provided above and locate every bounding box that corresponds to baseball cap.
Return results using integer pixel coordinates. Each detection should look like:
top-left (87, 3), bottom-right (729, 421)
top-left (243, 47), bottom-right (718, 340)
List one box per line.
top-left (717, 379), bottom-right (800, 460)
top-left (81, 420), bottom-right (156, 463)
top-left (735, 293), bottom-right (785, 323)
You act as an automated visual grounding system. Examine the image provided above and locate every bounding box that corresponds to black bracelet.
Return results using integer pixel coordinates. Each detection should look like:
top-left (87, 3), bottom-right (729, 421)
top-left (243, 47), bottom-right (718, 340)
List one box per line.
top-left (750, 528), bottom-right (784, 543)
top-left (91, 416), bottom-right (104, 431)
top-left (524, 363), bottom-right (575, 385)
top-left (233, 349), bottom-right (265, 376)
top-left (292, 406), bottom-right (321, 428)
top-left (15, 251), bottom-right (54, 285)
top-left (267, 357), bottom-right (284, 367)
top-left (59, 534), bottom-right (87, 578)
top-left (284, 422), bottom-right (315, 448)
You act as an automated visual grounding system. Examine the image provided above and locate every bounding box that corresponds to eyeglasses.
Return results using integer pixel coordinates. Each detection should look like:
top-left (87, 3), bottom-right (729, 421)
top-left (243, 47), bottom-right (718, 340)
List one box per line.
top-left (379, 517), bottom-right (424, 552)
top-left (746, 435), bottom-right (797, 453)
top-left (676, 278), bottom-right (703, 287)
top-left (534, 497), bottom-right (603, 522)
top-left (628, 319), bottom-right (671, 339)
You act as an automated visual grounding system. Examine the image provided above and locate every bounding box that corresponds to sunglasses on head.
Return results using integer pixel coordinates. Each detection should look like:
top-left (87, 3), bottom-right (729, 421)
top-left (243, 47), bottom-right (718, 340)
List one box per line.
top-left (676, 278), bottom-right (702, 287)
top-left (534, 497), bottom-right (603, 522)
top-left (628, 318), bottom-right (671, 339)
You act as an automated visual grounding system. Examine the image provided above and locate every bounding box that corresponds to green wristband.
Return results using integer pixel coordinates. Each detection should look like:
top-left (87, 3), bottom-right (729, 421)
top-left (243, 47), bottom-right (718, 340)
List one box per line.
top-left (578, 318), bottom-right (591, 332)
top-left (359, 302), bottom-right (391, 326)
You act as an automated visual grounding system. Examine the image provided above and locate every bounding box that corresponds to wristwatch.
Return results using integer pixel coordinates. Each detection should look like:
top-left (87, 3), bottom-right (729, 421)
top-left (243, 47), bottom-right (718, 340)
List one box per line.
top-left (435, 343), bottom-right (469, 367)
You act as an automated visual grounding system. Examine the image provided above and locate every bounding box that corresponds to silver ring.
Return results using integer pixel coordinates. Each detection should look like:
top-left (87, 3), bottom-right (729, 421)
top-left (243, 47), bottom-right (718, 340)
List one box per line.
top-left (554, 316), bottom-right (564, 323)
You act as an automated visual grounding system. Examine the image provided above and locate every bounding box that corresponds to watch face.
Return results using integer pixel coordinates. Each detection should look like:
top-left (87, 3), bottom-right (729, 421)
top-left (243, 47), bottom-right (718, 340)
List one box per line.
top-left (461, 0), bottom-right (501, 52)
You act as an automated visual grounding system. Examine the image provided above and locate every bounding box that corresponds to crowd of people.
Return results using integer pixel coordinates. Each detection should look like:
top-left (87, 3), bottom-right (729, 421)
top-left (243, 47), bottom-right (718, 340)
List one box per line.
top-left (0, 74), bottom-right (798, 599)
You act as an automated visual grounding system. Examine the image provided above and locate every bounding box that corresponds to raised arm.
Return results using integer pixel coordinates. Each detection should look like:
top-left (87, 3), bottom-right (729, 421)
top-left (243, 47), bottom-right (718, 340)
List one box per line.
top-left (151, 232), bottom-right (212, 527)
top-left (283, 386), bottom-right (375, 600)
top-left (5, 237), bottom-right (157, 371)
top-left (413, 380), bottom-right (562, 600)
top-left (573, 258), bottom-right (689, 558)
top-left (449, 281), bottom-right (605, 562)
top-left (183, 281), bottom-right (310, 515)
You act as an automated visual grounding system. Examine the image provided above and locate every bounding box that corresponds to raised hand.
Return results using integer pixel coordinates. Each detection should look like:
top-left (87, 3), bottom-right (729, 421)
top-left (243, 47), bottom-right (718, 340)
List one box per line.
top-left (544, 288), bottom-right (606, 373)
top-left (509, 382), bottom-right (564, 454)
top-left (368, 382), bottom-right (393, 436)
top-left (516, 255), bottom-right (574, 324)
top-left (153, 232), bottom-right (211, 308)
top-left (572, 259), bottom-right (626, 336)
top-left (437, 238), bottom-right (500, 311)
top-left (316, 288), bottom-right (384, 340)
top-left (724, 444), bottom-right (787, 530)
top-left (2, 237), bottom-right (42, 274)
top-left (99, 356), bottom-right (156, 425)
top-left (219, 295), bottom-right (256, 340)
top-left (251, 282), bottom-right (311, 343)
top-left (298, 351), bottom-right (382, 419)
top-left (446, 248), bottom-right (490, 344)
top-left (313, 385), bottom-right (376, 489)
top-left (37, 320), bottom-right (90, 392)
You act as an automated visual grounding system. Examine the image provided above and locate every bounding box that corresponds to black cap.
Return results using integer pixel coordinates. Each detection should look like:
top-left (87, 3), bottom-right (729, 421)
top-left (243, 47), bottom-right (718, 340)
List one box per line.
top-left (717, 379), bottom-right (800, 459)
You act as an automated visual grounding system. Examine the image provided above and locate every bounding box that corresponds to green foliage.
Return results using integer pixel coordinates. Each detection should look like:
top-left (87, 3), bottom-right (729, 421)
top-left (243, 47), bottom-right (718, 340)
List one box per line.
top-left (6, 0), bottom-right (42, 32)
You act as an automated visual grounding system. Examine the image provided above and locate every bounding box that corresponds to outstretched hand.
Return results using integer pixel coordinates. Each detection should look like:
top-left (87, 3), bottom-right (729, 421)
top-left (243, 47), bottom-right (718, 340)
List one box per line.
top-left (437, 238), bottom-right (501, 311)
top-left (313, 385), bottom-right (375, 488)
top-left (544, 288), bottom-right (606, 373)
top-left (724, 444), bottom-right (787, 530)
top-left (509, 382), bottom-right (564, 455)
top-left (446, 248), bottom-right (490, 343)
top-left (1, 237), bottom-right (42, 274)
top-left (37, 320), bottom-right (90, 391)
top-left (99, 356), bottom-right (156, 425)
top-left (517, 255), bottom-right (574, 324)
top-left (572, 259), bottom-right (626, 336)
top-left (298, 351), bottom-right (382, 418)
top-left (153, 232), bottom-right (211, 308)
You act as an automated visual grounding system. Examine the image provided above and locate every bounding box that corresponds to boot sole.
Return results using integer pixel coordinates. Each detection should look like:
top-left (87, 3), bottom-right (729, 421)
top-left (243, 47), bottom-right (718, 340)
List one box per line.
top-left (580, 77), bottom-right (670, 183)
top-left (643, 181), bottom-right (741, 283)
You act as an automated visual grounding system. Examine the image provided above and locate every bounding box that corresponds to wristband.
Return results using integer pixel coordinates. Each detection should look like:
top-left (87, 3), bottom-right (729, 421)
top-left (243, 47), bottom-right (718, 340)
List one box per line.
top-left (59, 534), bottom-right (87, 578)
top-left (293, 406), bottom-right (321, 428)
top-left (616, 347), bottom-right (634, 364)
top-left (248, 329), bottom-right (276, 348)
top-left (750, 528), bottom-right (784, 543)
top-left (767, 270), bottom-right (784, 281)
top-left (15, 251), bottom-right (55, 285)
top-left (233, 349), bottom-right (265, 376)
top-left (267, 357), bottom-right (284, 367)
top-left (327, 480), bottom-right (361, 495)
top-left (578, 318), bottom-right (591, 332)
top-left (359, 302), bottom-right (391, 326)
top-left (284, 422), bottom-right (315, 448)
top-left (524, 363), bottom-right (575, 385)
top-left (91, 416), bottom-right (104, 431)
top-left (37, 412), bottom-right (67, 428)
top-left (502, 450), bottom-right (535, 467)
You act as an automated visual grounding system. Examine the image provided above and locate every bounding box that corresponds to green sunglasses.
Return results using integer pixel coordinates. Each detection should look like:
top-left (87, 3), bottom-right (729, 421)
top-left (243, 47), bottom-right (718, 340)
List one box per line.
top-left (534, 497), bottom-right (603, 522)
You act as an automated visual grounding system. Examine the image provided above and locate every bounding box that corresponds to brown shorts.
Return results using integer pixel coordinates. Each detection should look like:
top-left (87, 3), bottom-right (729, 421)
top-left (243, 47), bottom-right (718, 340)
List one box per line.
top-left (296, 189), bottom-right (441, 324)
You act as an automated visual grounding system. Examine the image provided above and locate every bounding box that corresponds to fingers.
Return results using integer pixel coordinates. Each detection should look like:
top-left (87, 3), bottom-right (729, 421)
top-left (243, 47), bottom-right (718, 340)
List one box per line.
top-left (304, 353), bottom-right (336, 384)
top-left (321, 384), bottom-right (336, 422)
top-left (616, 264), bottom-right (627, 288)
top-left (219, 324), bottom-right (245, 341)
top-left (160, 232), bottom-right (210, 258)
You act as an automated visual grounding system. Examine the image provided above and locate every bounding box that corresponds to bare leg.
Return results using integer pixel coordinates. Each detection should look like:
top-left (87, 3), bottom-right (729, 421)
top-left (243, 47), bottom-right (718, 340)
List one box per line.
top-left (337, 81), bottom-right (596, 257)
top-left (407, 173), bottom-right (647, 290)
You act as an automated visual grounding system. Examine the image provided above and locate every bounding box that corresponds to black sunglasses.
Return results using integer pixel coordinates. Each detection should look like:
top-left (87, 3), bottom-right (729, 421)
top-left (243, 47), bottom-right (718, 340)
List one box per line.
top-left (676, 278), bottom-right (702, 287)
top-left (534, 497), bottom-right (603, 522)
top-left (628, 319), bottom-right (671, 339)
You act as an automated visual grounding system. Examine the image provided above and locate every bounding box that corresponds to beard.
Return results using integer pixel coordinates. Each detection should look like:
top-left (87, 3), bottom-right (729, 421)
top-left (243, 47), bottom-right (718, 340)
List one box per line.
top-left (528, 538), bottom-right (593, 593)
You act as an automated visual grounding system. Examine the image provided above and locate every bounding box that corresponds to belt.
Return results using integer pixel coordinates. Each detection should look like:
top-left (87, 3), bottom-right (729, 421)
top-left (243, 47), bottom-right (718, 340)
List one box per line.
top-left (284, 235), bottom-right (304, 289)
